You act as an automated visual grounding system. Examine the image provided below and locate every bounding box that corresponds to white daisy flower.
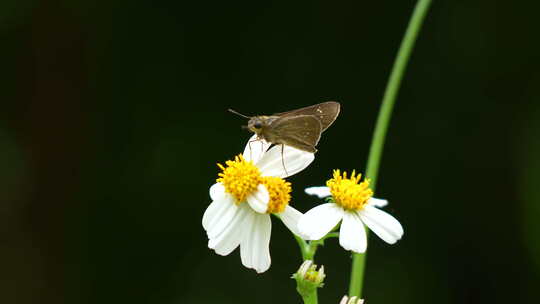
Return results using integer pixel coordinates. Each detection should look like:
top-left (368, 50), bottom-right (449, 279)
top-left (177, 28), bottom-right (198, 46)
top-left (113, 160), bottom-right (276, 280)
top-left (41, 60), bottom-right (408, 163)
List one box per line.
top-left (340, 295), bottom-right (364, 304)
top-left (298, 170), bottom-right (403, 253)
top-left (202, 136), bottom-right (315, 273)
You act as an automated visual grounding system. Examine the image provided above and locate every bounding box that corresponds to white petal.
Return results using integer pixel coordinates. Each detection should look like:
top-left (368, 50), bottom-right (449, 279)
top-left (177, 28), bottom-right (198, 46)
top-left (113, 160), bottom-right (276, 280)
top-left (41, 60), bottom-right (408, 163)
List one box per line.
top-left (240, 212), bottom-right (271, 273)
top-left (205, 200), bottom-right (242, 241)
top-left (256, 144), bottom-right (315, 178)
top-left (358, 206), bottom-right (404, 244)
top-left (239, 210), bottom-right (256, 268)
top-left (297, 203), bottom-right (344, 240)
top-left (304, 186), bottom-right (331, 199)
top-left (339, 211), bottom-right (367, 253)
top-left (202, 199), bottom-right (219, 231)
top-left (202, 193), bottom-right (236, 235)
top-left (243, 134), bottom-right (271, 163)
top-left (246, 184), bottom-right (270, 214)
top-left (205, 197), bottom-right (239, 240)
top-left (209, 183), bottom-right (226, 201)
top-left (278, 205), bottom-right (303, 236)
top-left (368, 197), bottom-right (388, 208)
top-left (208, 203), bottom-right (251, 255)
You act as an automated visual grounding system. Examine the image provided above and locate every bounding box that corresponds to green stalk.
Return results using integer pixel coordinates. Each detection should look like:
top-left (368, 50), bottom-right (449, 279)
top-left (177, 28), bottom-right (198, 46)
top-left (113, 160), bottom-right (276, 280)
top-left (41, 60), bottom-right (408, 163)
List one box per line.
top-left (294, 234), bottom-right (311, 260)
top-left (300, 290), bottom-right (318, 304)
top-left (348, 0), bottom-right (432, 297)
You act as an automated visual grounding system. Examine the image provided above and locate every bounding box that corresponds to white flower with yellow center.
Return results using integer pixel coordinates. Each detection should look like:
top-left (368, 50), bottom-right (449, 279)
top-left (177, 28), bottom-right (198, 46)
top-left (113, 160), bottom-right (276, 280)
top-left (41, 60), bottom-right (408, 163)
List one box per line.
top-left (202, 136), bottom-right (315, 273)
top-left (298, 170), bottom-right (403, 253)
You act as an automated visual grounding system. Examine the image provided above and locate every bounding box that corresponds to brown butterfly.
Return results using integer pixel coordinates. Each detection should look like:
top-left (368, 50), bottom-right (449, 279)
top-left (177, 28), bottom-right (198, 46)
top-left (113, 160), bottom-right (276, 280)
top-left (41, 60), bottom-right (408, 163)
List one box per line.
top-left (229, 101), bottom-right (340, 153)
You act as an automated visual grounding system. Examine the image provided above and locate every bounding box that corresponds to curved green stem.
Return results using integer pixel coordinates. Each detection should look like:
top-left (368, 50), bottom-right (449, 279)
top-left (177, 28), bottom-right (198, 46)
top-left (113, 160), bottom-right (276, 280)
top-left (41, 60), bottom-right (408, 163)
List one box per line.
top-left (294, 232), bottom-right (340, 261)
top-left (294, 232), bottom-right (337, 304)
top-left (294, 234), bottom-right (311, 260)
top-left (348, 0), bottom-right (432, 298)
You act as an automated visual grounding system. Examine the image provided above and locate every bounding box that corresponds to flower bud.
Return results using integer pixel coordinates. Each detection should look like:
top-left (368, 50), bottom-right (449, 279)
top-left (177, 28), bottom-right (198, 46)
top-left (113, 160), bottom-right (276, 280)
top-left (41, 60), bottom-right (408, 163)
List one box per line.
top-left (293, 260), bottom-right (326, 286)
top-left (292, 260), bottom-right (326, 299)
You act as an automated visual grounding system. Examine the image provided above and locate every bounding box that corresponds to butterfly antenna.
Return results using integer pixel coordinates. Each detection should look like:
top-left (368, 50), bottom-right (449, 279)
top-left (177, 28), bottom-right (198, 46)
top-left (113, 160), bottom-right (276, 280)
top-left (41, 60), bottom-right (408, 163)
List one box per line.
top-left (228, 108), bottom-right (251, 119)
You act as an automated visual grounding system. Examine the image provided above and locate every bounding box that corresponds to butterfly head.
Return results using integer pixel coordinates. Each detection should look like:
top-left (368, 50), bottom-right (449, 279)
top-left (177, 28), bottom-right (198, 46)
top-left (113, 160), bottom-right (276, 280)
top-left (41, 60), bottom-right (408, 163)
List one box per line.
top-left (247, 116), bottom-right (268, 134)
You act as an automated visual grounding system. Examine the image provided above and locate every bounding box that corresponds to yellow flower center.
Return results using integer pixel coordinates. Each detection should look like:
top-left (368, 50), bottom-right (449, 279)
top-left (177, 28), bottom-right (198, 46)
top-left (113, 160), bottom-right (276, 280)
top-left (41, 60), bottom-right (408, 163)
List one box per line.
top-left (261, 176), bottom-right (291, 214)
top-left (217, 155), bottom-right (262, 204)
top-left (327, 169), bottom-right (373, 211)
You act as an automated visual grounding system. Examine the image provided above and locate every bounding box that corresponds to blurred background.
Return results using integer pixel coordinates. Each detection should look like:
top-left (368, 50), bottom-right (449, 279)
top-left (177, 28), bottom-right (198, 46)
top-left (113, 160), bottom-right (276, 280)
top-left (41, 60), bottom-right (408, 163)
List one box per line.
top-left (1, 0), bottom-right (539, 303)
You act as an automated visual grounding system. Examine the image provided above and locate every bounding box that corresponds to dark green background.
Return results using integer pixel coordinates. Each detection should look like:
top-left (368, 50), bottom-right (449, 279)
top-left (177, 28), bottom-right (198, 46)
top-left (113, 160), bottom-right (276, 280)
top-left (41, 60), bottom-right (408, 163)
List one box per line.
top-left (1, 1), bottom-right (539, 303)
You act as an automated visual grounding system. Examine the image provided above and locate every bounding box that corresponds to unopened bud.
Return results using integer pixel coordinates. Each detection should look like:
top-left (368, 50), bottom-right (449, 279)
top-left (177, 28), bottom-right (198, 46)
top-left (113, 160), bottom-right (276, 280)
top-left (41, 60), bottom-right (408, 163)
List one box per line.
top-left (293, 260), bottom-right (325, 285)
top-left (292, 260), bottom-right (326, 299)
top-left (297, 260), bottom-right (313, 277)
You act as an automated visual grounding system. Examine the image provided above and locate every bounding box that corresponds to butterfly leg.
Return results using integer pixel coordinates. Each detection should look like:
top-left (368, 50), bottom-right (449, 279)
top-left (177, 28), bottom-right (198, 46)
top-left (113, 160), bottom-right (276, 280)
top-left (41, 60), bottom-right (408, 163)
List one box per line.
top-left (281, 144), bottom-right (289, 176)
top-left (247, 137), bottom-right (264, 160)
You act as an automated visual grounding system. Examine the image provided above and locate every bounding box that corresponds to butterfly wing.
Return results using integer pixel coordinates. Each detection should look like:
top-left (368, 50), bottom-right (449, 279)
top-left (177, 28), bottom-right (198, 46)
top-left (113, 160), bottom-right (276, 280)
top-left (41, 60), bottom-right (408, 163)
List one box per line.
top-left (267, 115), bottom-right (322, 152)
top-left (273, 101), bottom-right (340, 132)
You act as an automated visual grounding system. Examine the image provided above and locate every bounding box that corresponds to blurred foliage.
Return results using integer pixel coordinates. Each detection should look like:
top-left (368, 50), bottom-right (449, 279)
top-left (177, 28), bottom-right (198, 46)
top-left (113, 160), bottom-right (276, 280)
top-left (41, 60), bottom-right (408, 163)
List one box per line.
top-left (0, 1), bottom-right (539, 304)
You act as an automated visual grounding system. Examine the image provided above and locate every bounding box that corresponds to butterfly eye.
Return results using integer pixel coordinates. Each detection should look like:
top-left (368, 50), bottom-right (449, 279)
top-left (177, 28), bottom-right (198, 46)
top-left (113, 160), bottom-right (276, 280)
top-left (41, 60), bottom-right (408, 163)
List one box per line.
top-left (254, 122), bottom-right (262, 129)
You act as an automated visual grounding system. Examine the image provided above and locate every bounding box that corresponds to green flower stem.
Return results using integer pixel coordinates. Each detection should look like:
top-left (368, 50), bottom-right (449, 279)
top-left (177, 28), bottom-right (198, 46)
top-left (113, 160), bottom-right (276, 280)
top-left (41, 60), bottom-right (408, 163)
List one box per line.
top-left (294, 234), bottom-right (311, 260)
top-left (292, 231), bottom-right (340, 303)
top-left (348, 0), bottom-right (432, 298)
top-left (298, 289), bottom-right (318, 304)
top-left (294, 232), bottom-right (340, 261)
